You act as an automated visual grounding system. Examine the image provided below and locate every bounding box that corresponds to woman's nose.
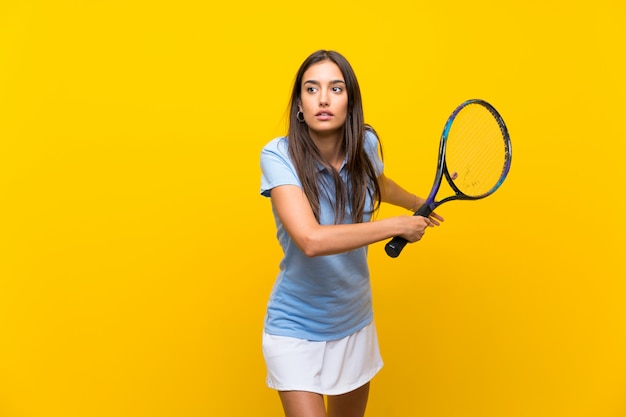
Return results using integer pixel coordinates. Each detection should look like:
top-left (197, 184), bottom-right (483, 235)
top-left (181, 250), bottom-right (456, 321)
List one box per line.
top-left (319, 90), bottom-right (329, 106)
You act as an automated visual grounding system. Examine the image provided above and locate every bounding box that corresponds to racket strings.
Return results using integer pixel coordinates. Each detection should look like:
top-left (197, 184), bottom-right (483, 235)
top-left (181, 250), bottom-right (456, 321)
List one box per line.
top-left (445, 104), bottom-right (508, 197)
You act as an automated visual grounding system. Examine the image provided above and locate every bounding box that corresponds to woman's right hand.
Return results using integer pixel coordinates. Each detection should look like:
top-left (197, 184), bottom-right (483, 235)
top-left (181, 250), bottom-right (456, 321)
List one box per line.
top-left (396, 215), bottom-right (436, 243)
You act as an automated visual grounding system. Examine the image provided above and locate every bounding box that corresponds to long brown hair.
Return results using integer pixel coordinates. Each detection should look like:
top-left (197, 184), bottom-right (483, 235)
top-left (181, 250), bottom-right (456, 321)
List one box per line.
top-left (287, 50), bottom-right (382, 224)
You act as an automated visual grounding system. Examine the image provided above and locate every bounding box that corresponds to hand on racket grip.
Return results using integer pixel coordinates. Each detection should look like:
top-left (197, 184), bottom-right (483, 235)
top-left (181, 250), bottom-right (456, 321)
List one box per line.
top-left (426, 211), bottom-right (444, 226)
top-left (385, 205), bottom-right (443, 257)
top-left (397, 215), bottom-right (433, 243)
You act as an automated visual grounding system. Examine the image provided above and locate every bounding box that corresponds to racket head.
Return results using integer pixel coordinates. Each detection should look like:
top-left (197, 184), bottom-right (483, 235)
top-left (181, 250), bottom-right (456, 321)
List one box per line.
top-left (441, 99), bottom-right (512, 200)
top-left (385, 99), bottom-right (511, 259)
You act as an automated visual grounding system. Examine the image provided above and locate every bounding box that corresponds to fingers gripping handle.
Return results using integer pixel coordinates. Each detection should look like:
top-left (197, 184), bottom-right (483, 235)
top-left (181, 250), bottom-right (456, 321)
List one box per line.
top-left (384, 204), bottom-right (433, 258)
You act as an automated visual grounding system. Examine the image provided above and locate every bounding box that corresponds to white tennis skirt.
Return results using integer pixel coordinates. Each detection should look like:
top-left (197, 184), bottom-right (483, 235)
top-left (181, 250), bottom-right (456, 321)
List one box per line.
top-left (262, 321), bottom-right (383, 395)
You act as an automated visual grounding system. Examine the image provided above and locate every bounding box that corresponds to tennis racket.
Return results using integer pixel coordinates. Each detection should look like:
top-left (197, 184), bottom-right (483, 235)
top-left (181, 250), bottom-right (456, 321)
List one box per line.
top-left (385, 99), bottom-right (512, 258)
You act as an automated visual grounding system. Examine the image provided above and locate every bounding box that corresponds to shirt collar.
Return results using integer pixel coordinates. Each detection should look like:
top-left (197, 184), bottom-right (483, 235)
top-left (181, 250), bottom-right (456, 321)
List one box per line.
top-left (315, 156), bottom-right (348, 173)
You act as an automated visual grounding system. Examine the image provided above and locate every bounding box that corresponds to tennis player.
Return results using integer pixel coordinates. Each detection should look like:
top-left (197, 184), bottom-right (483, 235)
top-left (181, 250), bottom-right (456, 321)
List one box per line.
top-left (260, 50), bottom-right (443, 417)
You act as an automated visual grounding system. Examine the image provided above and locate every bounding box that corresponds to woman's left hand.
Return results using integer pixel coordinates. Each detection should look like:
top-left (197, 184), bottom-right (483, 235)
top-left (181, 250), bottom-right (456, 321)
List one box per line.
top-left (427, 211), bottom-right (444, 226)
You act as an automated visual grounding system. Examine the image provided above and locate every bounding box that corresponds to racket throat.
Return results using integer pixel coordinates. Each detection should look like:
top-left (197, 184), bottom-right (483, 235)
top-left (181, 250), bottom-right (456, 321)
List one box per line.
top-left (414, 203), bottom-right (434, 217)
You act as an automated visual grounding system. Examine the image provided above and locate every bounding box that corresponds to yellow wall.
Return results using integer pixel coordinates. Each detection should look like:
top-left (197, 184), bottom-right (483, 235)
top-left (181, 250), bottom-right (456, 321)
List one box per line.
top-left (1, 1), bottom-right (624, 416)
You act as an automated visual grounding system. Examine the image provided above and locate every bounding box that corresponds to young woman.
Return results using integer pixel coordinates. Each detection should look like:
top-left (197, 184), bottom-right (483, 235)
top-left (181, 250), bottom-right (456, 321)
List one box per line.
top-left (260, 50), bottom-right (443, 417)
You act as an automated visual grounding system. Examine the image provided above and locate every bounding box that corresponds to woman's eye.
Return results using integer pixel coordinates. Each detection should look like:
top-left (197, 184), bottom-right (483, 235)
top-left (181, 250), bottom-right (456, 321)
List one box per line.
top-left (306, 87), bottom-right (318, 93)
top-left (332, 86), bottom-right (343, 93)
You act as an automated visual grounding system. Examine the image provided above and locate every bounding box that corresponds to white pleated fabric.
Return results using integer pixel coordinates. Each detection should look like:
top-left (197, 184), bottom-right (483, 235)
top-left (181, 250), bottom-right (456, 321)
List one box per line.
top-left (262, 321), bottom-right (383, 395)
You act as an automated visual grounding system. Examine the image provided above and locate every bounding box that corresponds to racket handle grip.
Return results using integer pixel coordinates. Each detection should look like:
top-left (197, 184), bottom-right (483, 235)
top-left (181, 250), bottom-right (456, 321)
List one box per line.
top-left (384, 205), bottom-right (433, 258)
top-left (385, 236), bottom-right (408, 258)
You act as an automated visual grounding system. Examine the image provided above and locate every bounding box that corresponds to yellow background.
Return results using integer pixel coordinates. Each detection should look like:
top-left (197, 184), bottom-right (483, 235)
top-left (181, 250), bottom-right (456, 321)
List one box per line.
top-left (1, 1), bottom-right (624, 416)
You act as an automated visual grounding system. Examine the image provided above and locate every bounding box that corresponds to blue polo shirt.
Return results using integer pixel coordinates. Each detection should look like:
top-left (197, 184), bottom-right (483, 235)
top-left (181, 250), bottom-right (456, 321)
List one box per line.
top-left (260, 130), bottom-right (384, 341)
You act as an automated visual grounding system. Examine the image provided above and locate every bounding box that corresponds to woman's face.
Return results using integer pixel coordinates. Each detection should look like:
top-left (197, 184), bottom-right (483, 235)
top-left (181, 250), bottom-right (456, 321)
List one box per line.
top-left (298, 60), bottom-right (348, 137)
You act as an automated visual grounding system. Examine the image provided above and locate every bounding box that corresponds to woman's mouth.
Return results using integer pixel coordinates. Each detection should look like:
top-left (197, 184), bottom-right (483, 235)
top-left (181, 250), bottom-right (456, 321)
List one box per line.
top-left (315, 111), bottom-right (334, 120)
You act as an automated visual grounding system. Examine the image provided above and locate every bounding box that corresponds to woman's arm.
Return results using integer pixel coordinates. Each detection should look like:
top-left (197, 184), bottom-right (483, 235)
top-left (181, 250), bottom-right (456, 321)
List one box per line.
top-left (379, 174), bottom-right (444, 225)
top-left (270, 184), bottom-right (433, 257)
top-left (379, 173), bottom-right (424, 211)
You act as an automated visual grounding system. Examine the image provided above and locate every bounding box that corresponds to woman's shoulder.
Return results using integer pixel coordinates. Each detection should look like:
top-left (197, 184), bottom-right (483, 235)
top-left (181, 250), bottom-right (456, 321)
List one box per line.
top-left (364, 127), bottom-right (381, 152)
top-left (364, 125), bottom-right (380, 142)
top-left (262, 136), bottom-right (289, 154)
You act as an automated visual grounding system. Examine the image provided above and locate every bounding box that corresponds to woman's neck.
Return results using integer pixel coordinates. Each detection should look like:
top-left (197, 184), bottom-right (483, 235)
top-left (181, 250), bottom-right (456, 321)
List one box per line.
top-left (310, 129), bottom-right (345, 170)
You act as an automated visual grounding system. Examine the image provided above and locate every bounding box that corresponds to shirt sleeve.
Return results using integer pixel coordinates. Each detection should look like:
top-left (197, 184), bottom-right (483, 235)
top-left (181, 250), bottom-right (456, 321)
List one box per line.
top-left (260, 137), bottom-right (302, 197)
top-left (364, 129), bottom-right (384, 177)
